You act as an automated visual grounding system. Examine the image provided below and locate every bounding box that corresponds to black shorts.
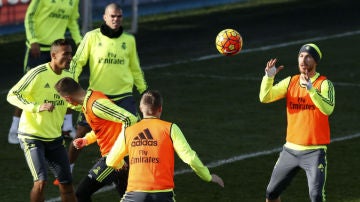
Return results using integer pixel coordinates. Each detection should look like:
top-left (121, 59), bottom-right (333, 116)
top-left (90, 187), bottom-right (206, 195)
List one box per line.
top-left (76, 156), bottom-right (129, 200)
top-left (87, 156), bottom-right (127, 184)
top-left (77, 95), bottom-right (138, 127)
top-left (23, 47), bottom-right (51, 73)
top-left (19, 137), bottom-right (72, 183)
top-left (121, 191), bottom-right (175, 202)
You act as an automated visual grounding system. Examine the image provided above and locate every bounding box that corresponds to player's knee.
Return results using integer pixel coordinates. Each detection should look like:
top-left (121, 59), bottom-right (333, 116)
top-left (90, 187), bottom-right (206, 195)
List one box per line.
top-left (309, 189), bottom-right (324, 202)
top-left (59, 183), bottom-right (75, 198)
top-left (76, 177), bottom-right (93, 202)
top-left (33, 180), bottom-right (46, 193)
top-left (266, 187), bottom-right (281, 200)
top-left (76, 186), bottom-right (91, 202)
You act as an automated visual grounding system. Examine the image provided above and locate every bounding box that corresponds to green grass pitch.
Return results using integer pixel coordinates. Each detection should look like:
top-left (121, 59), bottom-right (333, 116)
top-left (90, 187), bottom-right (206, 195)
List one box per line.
top-left (1, 0), bottom-right (360, 201)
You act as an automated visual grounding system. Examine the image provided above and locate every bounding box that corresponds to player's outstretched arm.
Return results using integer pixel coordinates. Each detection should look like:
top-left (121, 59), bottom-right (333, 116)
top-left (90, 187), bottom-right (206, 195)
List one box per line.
top-left (265, 58), bottom-right (284, 78)
top-left (211, 174), bottom-right (224, 188)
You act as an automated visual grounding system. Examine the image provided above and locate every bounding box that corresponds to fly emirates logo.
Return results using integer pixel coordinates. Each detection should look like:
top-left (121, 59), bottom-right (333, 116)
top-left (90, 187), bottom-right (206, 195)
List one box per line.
top-left (98, 52), bottom-right (125, 65)
top-left (130, 128), bottom-right (160, 164)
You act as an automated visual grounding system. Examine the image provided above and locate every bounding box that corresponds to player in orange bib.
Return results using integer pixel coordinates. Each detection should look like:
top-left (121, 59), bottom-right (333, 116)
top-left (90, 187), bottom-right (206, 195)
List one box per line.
top-left (259, 43), bottom-right (335, 202)
top-left (55, 77), bottom-right (138, 201)
top-left (106, 90), bottom-right (224, 202)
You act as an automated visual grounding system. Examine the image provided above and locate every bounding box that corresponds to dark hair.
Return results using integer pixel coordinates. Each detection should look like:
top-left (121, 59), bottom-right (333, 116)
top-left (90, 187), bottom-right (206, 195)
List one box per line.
top-left (55, 77), bottom-right (82, 96)
top-left (50, 38), bottom-right (72, 53)
top-left (140, 90), bottom-right (163, 116)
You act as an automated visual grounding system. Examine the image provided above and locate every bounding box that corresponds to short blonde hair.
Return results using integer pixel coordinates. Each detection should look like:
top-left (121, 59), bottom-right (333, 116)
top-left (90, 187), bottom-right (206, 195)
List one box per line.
top-left (140, 90), bottom-right (162, 116)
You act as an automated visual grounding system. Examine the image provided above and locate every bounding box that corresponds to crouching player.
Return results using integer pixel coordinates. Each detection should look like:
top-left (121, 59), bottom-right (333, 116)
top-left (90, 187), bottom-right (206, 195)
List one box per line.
top-left (55, 77), bottom-right (138, 201)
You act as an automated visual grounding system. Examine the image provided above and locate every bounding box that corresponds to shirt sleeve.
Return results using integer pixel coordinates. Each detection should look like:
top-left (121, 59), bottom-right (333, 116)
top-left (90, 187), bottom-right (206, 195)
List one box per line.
top-left (171, 124), bottom-right (212, 182)
top-left (83, 130), bottom-right (97, 145)
top-left (259, 75), bottom-right (290, 103)
top-left (308, 79), bottom-right (335, 115)
top-left (67, 0), bottom-right (82, 44)
top-left (24, 0), bottom-right (40, 44)
top-left (70, 32), bottom-right (91, 81)
top-left (66, 103), bottom-right (82, 112)
top-left (129, 36), bottom-right (147, 94)
top-left (92, 98), bottom-right (138, 127)
top-left (106, 125), bottom-right (127, 169)
top-left (7, 71), bottom-right (41, 113)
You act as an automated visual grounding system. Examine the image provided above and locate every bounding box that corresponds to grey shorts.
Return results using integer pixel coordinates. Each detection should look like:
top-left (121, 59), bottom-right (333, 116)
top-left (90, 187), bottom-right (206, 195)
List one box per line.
top-left (19, 137), bottom-right (72, 183)
top-left (121, 191), bottom-right (175, 202)
top-left (266, 146), bottom-right (327, 202)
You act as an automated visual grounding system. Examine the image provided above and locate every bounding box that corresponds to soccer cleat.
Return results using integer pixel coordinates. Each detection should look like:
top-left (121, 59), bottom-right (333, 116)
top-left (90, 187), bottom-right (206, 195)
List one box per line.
top-left (8, 129), bottom-right (19, 144)
top-left (53, 179), bottom-right (60, 186)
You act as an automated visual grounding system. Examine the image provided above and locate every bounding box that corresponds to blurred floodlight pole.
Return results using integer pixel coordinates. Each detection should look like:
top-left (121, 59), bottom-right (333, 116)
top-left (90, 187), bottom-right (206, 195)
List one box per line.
top-left (130, 0), bottom-right (139, 34)
top-left (81, 0), bottom-right (93, 35)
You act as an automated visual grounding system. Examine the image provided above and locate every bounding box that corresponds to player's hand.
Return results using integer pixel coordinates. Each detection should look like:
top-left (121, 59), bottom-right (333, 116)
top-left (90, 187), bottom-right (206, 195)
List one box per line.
top-left (300, 69), bottom-right (312, 90)
top-left (115, 161), bottom-right (129, 171)
top-left (265, 58), bottom-right (284, 77)
top-left (122, 161), bottom-right (129, 170)
top-left (73, 138), bottom-right (87, 149)
top-left (211, 174), bottom-right (224, 188)
top-left (39, 103), bottom-right (55, 112)
top-left (30, 43), bottom-right (41, 58)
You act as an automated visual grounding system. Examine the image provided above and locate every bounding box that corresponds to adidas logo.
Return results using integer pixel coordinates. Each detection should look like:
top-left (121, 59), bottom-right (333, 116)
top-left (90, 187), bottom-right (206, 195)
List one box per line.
top-left (318, 163), bottom-right (325, 172)
top-left (92, 166), bottom-right (101, 175)
top-left (44, 83), bottom-right (50, 88)
top-left (131, 128), bottom-right (157, 147)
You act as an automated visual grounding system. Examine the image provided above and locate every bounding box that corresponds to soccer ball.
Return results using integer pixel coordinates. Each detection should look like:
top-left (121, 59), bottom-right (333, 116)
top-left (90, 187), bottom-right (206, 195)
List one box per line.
top-left (215, 29), bottom-right (243, 56)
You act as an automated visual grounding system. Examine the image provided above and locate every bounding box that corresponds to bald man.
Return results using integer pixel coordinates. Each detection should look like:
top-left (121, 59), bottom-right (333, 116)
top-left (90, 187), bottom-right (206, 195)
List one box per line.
top-left (67, 3), bottom-right (147, 184)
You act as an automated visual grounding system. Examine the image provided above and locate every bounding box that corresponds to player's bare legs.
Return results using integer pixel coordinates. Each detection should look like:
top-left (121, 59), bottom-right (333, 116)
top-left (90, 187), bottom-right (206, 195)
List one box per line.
top-left (59, 183), bottom-right (76, 202)
top-left (266, 198), bottom-right (281, 202)
top-left (68, 125), bottom-right (91, 164)
top-left (14, 107), bottom-right (22, 117)
top-left (30, 180), bottom-right (46, 202)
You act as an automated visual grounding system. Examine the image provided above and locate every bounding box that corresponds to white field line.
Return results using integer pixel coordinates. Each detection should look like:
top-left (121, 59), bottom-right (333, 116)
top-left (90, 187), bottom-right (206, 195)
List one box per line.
top-left (1, 29), bottom-right (360, 96)
top-left (46, 133), bottom-right (360, 202)
top-left (1, 74), bottom-right (359, 97)
top-left (5, 30), bottom-right (360, 202)
top-left (158, 72), bottom-right (360, 88)
top-left (144, 30), bottom-right (360, 70)
top-left (175, 133), bottom-right (360, 175)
